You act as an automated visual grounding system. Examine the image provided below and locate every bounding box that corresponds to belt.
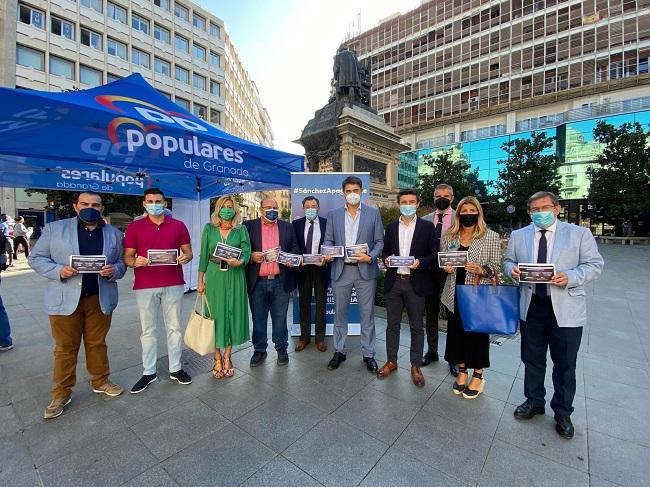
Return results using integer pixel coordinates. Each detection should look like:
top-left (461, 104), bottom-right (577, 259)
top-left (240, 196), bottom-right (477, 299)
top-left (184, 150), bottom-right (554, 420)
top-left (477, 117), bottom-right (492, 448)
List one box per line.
top-left (259, 274), bottom-right (278, 280)
top-left (396, 274), bottom-right (411, 280)
top-left (344, 262), bottom-right (358, 266)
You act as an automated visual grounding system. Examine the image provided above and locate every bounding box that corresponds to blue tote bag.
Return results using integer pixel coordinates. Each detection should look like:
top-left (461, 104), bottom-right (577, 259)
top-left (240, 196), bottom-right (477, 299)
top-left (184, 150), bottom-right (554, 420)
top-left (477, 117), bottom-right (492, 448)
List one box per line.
top-left (456, 278), bottom-right (520, 335)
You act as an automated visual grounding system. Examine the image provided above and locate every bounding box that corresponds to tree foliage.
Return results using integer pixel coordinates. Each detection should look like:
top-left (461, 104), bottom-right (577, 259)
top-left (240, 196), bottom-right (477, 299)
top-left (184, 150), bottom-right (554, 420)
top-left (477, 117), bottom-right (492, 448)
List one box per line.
top-left (25, 189), bottom-right (144, 219)
top-left (588, 121), bottom-right (650, 235)
top-left (494, 131), bottom-right (562, 226)
top-left (378, 205), bottom-right (401, 228)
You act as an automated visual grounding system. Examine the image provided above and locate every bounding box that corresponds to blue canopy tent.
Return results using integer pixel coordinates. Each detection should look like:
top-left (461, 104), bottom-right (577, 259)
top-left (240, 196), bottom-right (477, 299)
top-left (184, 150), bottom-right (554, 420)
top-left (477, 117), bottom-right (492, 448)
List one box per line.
top-left (0, 73), bottom-right (303, 198)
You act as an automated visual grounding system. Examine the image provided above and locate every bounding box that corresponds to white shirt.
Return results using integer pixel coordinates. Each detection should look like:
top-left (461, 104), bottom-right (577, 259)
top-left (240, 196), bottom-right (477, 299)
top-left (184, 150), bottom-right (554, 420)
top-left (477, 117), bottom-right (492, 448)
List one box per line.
top-left (344, 205), bottom-right (361, 263)
top-left (397, 215), bottom-right (417, 275)
top-left (304, 218), bottom-right (321, 254)
top-left (532, 218), bottom-right (557, 263)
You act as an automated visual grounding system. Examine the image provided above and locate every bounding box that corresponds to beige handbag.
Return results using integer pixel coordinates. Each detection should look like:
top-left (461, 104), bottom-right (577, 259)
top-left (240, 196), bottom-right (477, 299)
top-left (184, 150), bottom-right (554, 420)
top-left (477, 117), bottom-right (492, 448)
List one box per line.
top-left (184, 294), bottom-right (215, 356)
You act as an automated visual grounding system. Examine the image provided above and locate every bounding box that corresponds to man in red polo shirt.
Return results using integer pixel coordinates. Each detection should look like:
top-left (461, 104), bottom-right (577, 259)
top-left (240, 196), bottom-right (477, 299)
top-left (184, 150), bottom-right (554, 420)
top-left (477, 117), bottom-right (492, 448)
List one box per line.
top-left (124, 188), bottom-right (193, 394)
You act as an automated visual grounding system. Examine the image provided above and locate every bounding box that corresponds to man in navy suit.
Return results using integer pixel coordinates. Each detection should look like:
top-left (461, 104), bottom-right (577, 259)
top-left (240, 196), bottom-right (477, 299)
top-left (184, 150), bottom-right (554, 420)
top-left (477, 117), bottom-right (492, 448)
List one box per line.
top-left (244, 198), bottom-right (299, 367)
top-left (378, 189), bottom-right (438, 387)
top-left (323, 176), bottom-right (384, 372)
top-left (292, 196), bottom-right (330, 352)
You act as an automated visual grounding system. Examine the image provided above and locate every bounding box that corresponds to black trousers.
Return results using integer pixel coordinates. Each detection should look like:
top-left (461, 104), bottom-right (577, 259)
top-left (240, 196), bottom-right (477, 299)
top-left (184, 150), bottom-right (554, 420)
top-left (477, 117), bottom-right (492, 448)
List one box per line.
top-left (521, 295), bottom-right (583, 418)
top-left (385, 277), bottom-right (425, 366)
top-left (424, 269), bottom-right (447, 353)
top-left (444, 299), bottom-right (490, 369)
top-left (297, 266), bottom-right (327, 342)
top-left (13, 236), bottom-right (29, 259)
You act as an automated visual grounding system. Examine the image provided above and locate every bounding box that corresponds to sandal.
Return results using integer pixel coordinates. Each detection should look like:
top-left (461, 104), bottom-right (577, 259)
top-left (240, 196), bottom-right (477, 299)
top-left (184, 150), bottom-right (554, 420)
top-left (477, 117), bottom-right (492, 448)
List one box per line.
top-left (223, 356), bottom-right (234, 378)
top-left (212, 356), bottom-right (224, 379)
top-left (462, 370), bottom-right (485, 400)
top-left (452, 366), bottom-right (468, 395)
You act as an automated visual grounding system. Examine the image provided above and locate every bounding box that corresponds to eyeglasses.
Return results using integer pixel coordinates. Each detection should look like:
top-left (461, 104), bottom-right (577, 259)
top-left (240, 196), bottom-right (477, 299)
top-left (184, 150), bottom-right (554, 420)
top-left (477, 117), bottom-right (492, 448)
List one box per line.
top-left (529, 205), bottom-right (556, 213)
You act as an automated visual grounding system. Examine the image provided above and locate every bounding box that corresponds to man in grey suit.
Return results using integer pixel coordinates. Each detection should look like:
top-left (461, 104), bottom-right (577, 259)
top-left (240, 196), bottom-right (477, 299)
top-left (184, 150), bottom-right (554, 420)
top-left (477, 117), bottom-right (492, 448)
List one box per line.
top-left (504, 191), bottom-right (604, 439)
top-left (29, 192), bottom-right (127, 420)
top-left (323, 176), bottom-right (384, 372)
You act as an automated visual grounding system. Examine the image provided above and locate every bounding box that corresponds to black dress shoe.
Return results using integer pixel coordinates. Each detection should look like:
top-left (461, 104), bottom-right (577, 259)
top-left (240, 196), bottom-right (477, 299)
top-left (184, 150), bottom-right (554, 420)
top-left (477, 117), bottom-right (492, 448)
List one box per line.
top-left (555, 416), bottom-right (574, 439)
top-left (449, 363), bottom-right (459, 377)
top-left (421, 351), bottom-right (439, 367)
top-left (327, 352), bottom-right (346, 370)
top-left (363, 357), bottom-right (378, 373)
top-left (513, 400), bottom-right (545, 420)
top-left (250, 351), bottom-right (268, 367)
top-left (277, 349), bottom-right (289, 366)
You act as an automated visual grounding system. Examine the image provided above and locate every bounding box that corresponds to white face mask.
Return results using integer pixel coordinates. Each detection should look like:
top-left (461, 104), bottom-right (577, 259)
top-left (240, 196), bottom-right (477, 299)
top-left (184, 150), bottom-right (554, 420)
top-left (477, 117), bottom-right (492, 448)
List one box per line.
top-left (345, 192), bottom-right (361, 205)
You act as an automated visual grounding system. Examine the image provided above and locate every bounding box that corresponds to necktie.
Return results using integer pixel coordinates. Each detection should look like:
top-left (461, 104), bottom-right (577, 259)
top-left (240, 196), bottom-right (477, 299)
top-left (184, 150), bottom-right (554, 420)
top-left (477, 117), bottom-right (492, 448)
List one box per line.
top-left (535, 229), bottom-right (547, 298)
top-left (435, 213), bottom-right (444, 241)
top-left (305, 220), bottom-right (314, 254)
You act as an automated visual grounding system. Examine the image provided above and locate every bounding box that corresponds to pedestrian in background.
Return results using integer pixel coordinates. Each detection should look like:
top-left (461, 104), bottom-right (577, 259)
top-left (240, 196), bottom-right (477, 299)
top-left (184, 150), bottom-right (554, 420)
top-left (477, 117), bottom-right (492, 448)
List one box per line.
top-left (12, 216), bottom-right (30, 261)
top-left (197, 196), bottom-right (251, 379)
top-left (441, 196), bottom-right (501, 399)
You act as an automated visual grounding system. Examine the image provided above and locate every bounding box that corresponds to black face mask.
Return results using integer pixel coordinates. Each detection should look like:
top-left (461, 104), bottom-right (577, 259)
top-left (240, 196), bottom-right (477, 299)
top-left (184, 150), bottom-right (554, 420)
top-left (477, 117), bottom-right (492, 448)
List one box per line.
top-left (460, 214), bottom-right (479, 227)
top-left (434, 197), bottom-right (451, 211)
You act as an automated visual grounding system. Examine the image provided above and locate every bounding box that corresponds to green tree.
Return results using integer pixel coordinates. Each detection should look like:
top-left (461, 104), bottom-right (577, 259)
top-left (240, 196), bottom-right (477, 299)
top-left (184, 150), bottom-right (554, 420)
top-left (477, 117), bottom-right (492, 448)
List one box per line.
top-left (494, 131), bottom-right (562, 227)
top-left (378, 205), bottom-right (400, 228)
top-left (280, 207), bottom-right (291, 221)
top-left (25, 189), bottom-right (144, 219)
top-left (588, 121), bottom-right (650, 236)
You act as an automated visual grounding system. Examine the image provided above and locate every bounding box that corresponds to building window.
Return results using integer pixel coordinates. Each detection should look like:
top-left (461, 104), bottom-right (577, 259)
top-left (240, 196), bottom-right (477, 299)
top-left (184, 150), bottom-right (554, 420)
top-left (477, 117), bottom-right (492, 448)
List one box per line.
top-left (16, 45), bottom-right (44, 70)
top-left (107, 38), bottom-right (127, 60)
top-left (175, 97), bottom-right (190, 110)
top-left (131, 13), bottom-right (149, 35)
top-left (81, 28), bottom-right (103, 50)
top-left (175, 65), bottom-right (189, 83)
top-left (154, 24), bottom-right (170, 44)
top-left (107, 2), bottom-right (127, 24)
top-left (193, 13), bottom-right (206, 31)
top-left (174, 34), bottom-right (189, 53)
top-left (159, 90), bottom-right (171, 99)
top-left (51, 16), bottom-right (74, 40)
top-left (81, 0), bottom-right (103, 14)
top-left (192, 43), bottom-right (206, 61)
top-left (154, 0), bottom-right (170, 11)
top-left (174, 3), bottom-right (189, 21)
top-left (193, 103), bottom-right (206, 119)
top-left (210, 109), bottom-right (221, 125)
top-left (132, 47), bottom-right (150, 68)
top-left (193, 73), bottom-right (206, 90)
top-left (209, 22), bottom-right (220, 39)
top-left (210, 80), bottom-right (221, 96)
top-left (107, 73), bottom-right (121, 82)
top-left (210, 51), bottom-right (221, 68)
top-left (18, 4), bottom-right (44, 29)
top-left (154, 57), bottom-right (171, 76)
top-left (49, 55), bottom-right (75, 80)
top-left (80, 65), bottom-right (102, 86)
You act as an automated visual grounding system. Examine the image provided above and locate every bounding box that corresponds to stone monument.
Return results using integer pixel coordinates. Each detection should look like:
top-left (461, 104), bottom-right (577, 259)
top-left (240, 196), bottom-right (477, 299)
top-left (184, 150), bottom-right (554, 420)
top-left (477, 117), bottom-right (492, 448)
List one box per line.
top-left (299, 46), bottom-right (409, 205)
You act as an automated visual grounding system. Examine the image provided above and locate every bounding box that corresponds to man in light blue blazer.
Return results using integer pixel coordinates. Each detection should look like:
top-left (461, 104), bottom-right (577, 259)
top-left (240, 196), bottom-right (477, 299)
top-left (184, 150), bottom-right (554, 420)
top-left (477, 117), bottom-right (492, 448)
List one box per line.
top-left (323, 176), bottom-right (384, 372)
top-left (504, 191), bottom-right (603, 439)
top-left (29, 191), bottom-right (127, 420)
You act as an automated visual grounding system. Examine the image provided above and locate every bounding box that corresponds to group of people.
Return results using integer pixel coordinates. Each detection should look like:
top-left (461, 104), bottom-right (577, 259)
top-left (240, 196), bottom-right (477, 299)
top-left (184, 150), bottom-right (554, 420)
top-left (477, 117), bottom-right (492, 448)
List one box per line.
top-left (0, 177), bottom-right (604, 441)
top-left (0, 214), bottom-right (32, 267)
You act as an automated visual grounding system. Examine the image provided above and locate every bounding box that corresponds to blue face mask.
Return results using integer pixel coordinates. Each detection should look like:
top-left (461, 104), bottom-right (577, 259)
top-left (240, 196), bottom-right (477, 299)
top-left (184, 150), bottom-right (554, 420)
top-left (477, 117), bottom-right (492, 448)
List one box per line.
top-left (78, 208), bottom-right (101, 224)
top-left (531, 210), bottom-right (555, 229)
top-left (145, 203), bottom-right (165, 216)
top-left (305, 208), bottom-right (318, 221)
top-left (264, 209), bottom-right (279, 222)
top-left (399, 205), bottom-right (417, 217)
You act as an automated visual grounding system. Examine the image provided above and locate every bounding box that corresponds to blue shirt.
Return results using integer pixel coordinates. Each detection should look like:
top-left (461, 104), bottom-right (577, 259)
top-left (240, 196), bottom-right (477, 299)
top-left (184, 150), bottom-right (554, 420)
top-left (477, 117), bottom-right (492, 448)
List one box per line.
top-left (0, 222), bottom-right (9, 236)
top-left (78, 219), bottom-right (104, 297)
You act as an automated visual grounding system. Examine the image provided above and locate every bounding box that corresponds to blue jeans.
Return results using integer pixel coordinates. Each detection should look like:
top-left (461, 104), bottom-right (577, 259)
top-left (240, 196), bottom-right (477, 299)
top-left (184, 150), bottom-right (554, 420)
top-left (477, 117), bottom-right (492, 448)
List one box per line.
top-left (0, 292), bottom-right (12, 347)
top-left (135, 285), bottom-right (185, 375)
top-left (249, 277), bottom-right (290, 352)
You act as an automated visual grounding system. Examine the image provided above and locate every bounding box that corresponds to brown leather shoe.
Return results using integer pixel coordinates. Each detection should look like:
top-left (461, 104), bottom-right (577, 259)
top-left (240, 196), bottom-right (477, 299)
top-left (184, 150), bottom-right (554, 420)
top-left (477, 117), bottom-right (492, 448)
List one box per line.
top-left (411, 366), bottom-right (425, 387)
top-left (315, 341), bottom-right (327, 352)
top-left (295, 340), bottom-right (309, 352)
top-left (377, 361), bottom-right (397, 379)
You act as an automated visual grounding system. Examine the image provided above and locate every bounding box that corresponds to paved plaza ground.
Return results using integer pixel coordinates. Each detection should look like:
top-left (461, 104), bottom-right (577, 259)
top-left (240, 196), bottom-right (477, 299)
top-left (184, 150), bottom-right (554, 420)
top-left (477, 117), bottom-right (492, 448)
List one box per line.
top-left (1, 244), bottom-right (649, 486)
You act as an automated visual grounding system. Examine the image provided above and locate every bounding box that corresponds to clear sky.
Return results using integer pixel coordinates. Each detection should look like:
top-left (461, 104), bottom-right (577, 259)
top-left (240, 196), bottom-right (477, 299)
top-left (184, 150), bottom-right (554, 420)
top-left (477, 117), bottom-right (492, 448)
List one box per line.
top-left (195, 0), bottom-right (421, 154)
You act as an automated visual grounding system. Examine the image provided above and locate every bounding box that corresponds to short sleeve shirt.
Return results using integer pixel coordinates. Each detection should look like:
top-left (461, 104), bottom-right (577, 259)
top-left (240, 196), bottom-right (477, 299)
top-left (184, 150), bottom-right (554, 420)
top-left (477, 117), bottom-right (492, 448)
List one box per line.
top-left (124, 216), bottom-right (191, 290)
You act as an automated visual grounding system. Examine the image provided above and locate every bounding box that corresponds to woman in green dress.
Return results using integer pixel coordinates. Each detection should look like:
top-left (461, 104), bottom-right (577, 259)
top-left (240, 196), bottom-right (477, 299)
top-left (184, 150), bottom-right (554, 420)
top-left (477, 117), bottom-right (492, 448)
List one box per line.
top-left (197, 196), bottom-right (251, 379)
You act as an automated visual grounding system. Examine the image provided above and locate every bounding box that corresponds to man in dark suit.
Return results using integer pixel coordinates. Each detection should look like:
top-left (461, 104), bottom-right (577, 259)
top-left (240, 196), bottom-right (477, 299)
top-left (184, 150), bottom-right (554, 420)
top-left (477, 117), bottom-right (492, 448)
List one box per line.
top-left (378, 189), bottom-right (438, 387)
top-left (292, 196), bottom-right (330, 353)
top-left (244, 198), bottom-right (299, 367)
